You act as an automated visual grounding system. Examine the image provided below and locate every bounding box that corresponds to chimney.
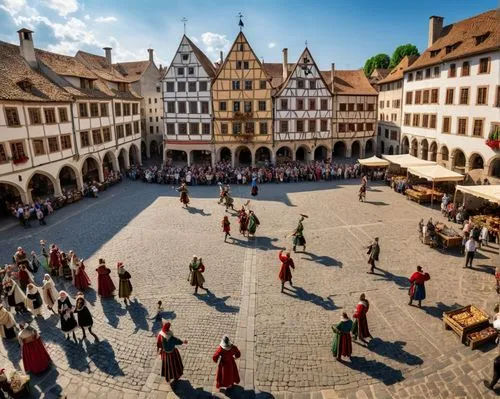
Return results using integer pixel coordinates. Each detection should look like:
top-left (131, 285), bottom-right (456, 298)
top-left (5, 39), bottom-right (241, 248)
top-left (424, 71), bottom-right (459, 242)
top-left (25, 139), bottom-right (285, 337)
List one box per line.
top-left (17, 28), bottom-right (37, 68)
top-left (331, 63), bottom-right (335, 94)
top-left (103, 47), bottom-right (112, 66)
top-left (428, 16), bottom-right (444, 47)
top-left (148, 48), bottom-right (154, 63)
top-left (282, 48), bottom-right (288, 81)
top-left (219, 51), bottom-right (224, 64)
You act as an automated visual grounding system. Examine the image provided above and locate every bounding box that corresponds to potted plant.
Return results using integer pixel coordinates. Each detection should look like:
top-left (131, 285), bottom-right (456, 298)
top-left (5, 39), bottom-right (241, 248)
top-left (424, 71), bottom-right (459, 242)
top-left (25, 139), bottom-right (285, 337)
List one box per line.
top-left (12, 155), bottom-right (29, 165)
top-left (486, 125), bottom-right (500, 150)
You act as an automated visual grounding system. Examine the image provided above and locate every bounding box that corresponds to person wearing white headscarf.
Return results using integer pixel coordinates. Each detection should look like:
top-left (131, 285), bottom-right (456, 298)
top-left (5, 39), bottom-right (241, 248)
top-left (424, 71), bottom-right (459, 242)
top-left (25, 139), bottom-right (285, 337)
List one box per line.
top-left (3, 277), bottom-right (27, 313)
top-left (41, 274), bottom-right (58, 313)
top-left (212, 334), bottom-right (241, 389)
top-left (57, 291), bottom-right (77, 340)
top-left (26, 283), bottom-right (43, 317)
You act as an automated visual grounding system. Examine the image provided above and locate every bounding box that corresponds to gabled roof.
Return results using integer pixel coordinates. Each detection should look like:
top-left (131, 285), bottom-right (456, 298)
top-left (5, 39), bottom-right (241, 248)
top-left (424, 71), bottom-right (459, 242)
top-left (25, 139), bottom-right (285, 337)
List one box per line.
top-left (35, 48), bottom-right (97, 80)
top-left (378, 55), bottom-right (418, 84)
top-left (406, 9), bottom-right (498, 72)
top-left (114, 60), bottom-right (152, 82)
top-left (75, 50), bottom-right (128, 83)
top-left (275, 47), bottom-right (333, 97)
top-left (0, 41), bottom-right (72, 102)
top-left (370, 68), bottom-right (390, 80)
top-left (261, 62), bottom-right (293, 88)
top-left (185, 36), bottom-right (216, 78)
top-left (321, 69), bottom-right (378, 95)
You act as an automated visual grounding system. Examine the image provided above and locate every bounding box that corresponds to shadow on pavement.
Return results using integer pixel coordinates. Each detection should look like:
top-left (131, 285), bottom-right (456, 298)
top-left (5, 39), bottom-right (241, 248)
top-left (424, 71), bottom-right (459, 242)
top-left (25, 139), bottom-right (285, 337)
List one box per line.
top-left (345, 356), bottom-right (404, 385)
top-left (127, 298), bottom-right (150, 333)
top-left (373, 268), bottom-right (411, 290)
top-left (151, 310), bottom-right (177, 334)
top-left (282, 286), bottom-right (339, 311)
top-left (87, 339), bottom-right (124, 377)
top-left (100, 298), bottom-right (127, 328)
top-left (301, 251), bottom-right (343, 267)
top-left (195, 289), bottom-right (239, 314)
top-left (172, 380), bottom-right (275, 398)
top-left (363, 201), bottom-right (390, 206)
top-left (367, 338), bottom-right (423, 366)
top-left (422, 302), bottom-right (463, 320)
top-left (186, 206), bottom-right (211, 216)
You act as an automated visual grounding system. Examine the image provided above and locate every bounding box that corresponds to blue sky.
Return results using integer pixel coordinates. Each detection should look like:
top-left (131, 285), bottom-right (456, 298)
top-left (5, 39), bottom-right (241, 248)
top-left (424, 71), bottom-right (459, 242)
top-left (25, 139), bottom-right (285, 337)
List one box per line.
top-left (0, 0), bottom-right (495, 70)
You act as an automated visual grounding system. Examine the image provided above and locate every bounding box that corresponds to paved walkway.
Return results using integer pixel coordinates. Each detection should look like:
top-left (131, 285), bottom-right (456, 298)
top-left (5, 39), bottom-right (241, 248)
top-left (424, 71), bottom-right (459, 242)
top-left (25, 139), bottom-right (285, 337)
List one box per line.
top-left (0, 180), bottom-right (498, 398)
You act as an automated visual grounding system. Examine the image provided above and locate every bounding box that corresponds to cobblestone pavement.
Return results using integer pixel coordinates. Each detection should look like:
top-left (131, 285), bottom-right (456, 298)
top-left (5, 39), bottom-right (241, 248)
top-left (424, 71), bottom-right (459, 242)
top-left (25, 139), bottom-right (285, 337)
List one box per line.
top-left (0, 180), bottom-right (498, 398)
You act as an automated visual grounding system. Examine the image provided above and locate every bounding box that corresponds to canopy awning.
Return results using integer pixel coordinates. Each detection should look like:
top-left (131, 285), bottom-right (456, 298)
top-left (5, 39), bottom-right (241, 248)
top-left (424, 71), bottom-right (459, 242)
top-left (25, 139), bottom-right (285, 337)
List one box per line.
top-left (455, 185), bottom-right (500, 204)
top-left (382, 154), bottom-right (436, 168)
top-left (407, 165), bottom-right (464, 182)
top-left (358, 155), bottom-right (390, 167)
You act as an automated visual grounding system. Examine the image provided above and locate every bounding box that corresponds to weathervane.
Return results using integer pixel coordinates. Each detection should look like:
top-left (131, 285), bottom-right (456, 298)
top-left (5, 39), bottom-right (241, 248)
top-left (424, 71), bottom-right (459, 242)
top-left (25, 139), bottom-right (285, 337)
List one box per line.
top-left (305, 40), bottom-right (308, 47)
top-left (181, 17), bottom-right (188, 35)
top-left (237, 12), bottom-right (244, 31)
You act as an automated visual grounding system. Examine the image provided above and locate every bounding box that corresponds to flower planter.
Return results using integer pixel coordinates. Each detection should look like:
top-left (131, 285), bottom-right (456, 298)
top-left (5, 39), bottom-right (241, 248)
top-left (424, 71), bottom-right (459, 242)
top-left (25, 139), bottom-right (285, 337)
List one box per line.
top-left (486, 140), bottom-right (500, 151)
top-left (12, 156), bottom-right (29, 165)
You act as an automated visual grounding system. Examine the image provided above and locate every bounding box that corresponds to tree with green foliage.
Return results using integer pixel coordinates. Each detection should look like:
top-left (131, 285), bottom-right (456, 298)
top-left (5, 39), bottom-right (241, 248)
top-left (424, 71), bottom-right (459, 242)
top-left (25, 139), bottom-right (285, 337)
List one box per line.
top-left (363, 53), bottom-right (390, 76)
top-left (390, 44), bottom-right (419, 68)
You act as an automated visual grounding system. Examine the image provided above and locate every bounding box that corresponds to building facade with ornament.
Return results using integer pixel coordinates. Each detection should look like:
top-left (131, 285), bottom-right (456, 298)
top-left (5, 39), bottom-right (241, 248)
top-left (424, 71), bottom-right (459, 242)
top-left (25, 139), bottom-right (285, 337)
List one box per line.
top-left (401, 10), bottom-right (499, 180)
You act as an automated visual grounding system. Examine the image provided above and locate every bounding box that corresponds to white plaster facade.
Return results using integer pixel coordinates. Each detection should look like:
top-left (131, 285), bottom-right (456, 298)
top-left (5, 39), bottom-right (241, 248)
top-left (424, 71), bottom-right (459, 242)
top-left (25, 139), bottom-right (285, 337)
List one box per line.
top-left (377, 80), bottom-right (403, 155)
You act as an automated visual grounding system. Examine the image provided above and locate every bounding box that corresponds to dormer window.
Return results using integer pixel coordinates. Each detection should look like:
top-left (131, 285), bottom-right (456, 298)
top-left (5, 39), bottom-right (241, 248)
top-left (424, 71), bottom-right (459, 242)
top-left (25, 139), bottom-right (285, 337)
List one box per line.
top-left (17, 79), bottom-right (33, 92)
top-left (117, 82), bottom-right (128, 92)
top-left (445, 42), bottom-right (462, 54)
top-left (475, 32), bottom-right (490, 46)
top-left (80, 78), bottom-right (94, 89)
top-left (430, 49), bottom-right (441, 57)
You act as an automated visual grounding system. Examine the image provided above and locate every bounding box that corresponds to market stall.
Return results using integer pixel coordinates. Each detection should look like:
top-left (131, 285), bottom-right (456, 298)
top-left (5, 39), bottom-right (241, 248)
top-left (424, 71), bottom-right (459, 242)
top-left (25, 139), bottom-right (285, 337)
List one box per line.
top-left (443, 305), bottom-right (496, 348)
top-left (407, 165), bottom-right (464, 205)
top-left (455, 185), bottom-right (500, 205)
top-left (358, 156), bottom-right (390, 167)
top-left (382, 154), bottom-right (436, 168)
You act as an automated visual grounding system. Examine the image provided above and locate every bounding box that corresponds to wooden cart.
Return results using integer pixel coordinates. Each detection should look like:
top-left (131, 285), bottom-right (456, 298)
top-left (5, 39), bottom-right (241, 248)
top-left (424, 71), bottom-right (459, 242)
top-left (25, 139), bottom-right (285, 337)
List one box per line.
top-left (443, 305), bottom-right (490, 344)
top-left (437, 232), bottom-right (463, 249)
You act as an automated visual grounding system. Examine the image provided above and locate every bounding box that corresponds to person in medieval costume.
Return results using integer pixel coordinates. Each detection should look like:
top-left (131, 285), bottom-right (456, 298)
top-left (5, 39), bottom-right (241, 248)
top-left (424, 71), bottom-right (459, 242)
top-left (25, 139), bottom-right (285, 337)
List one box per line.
top-left (40, 240), bottom-right (49, 272)
top-left (74, 293), bottom-right (98, 341)
top-left (25, 284), bottom-right (43, 318)
top-left (30, 251), bottom-right (40, 274)
top-left (331, 312), bottom-right (353, 361)
top-left (156, 321), bottom-right (187, 385)
top-left (49, 244), bottom-right (61, 277)
top-left (96, 258), bottom-right (115, 298)
top-left (222, 216), bottom-right (231, 242)
top-left (238, 207), bottom-right (249, 236)
top-left (366, 237), bottom-right (380, 274)
top-left (218, 183), bottom-right (228, 204)
top-left (251, 177), bottom-right (258, 197)
top-left (17, 264), bottom-right (33, 292)
top-left (0, 304), bottom-right (17, 339)
top-left (13, 247), bottom-right (30, 270)
top-left (177, 183), bottom-right (190, 207)
top-left (292, 215), bottom-right (307, 252)
top-left (117, 262), bottom-right (133, 305)
top-left (41, 274), bottom-right (58, 314)
top-left (57, 291), bottom-right (77, 341)
top-left (224, 192), bottom-right (235, 212)
top-left (60, 252), bottom-right (72, 280)
top-left (352, 293), bottom-right (372, 341)
top-left (74, 259), bottom-right (91, 291)
top-left (278, 250), bottom-right (295, 293)
top-left (68, 250), bottom-right (78, 284)
top-left (408, 265), bottom-right (430, 308)
top-left (248, 210), bottom-right (260, 237)
top-left (213, 335), bottom-right (241, 390)
top-left (188, 256), bottom-right (205, 294)
top-left (4, 278), bottom-right (27, 314)
top-left (18, 323), bottom-right (52, 374)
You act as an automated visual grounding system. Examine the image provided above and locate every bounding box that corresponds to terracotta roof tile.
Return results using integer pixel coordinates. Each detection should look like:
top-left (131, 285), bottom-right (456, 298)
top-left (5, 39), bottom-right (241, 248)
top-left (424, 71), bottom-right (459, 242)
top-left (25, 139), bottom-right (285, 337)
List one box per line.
top-left (0, 41), bottom-right (72, 102)
top-left (378, 55), bottom-right (418, 84)
top-left (321, 69), bottom-right (378, 95)
top-left (36, 49), bottom-right (97, 79)
top-left (75, 51), bottom-right (129, 82)
top-left (114, 60), bottom-right (151, 82)
top-left (185, 36), bottom-right (216, 78)
top-left (407, 9), bottom-right (499, 72)
top-left (262, 62), bottom-right (294, 88)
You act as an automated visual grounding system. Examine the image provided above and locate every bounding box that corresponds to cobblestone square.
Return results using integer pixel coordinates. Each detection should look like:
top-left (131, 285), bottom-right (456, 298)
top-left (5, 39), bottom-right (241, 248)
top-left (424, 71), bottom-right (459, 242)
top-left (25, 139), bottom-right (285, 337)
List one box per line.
top-left (0, 180), bottom-right (498, 398)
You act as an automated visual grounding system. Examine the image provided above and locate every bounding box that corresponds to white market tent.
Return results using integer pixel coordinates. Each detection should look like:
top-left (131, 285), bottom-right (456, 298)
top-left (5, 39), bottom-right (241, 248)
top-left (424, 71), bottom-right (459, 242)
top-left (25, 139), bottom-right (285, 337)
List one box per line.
top-left (407, 165), bottom-right (464, 182)
top-left (358, 155), bottom-right (390, 167)
top-left (455, 185), bottom-right (500, 204)
top-left (382, 154), bottom-right (436, 168)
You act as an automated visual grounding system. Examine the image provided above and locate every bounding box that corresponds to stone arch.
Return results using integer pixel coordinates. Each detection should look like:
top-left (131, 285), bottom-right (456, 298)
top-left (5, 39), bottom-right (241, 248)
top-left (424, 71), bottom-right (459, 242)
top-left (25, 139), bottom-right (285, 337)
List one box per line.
top-left (333, 141), bottom-right (346, 158)
top-left (129, 143), bottom-right (140, 166)
top-left (81, 155), bottom-right (103, 183)
top-left (166, 150), bottom-right (188, 164)
top-left (351, 141), bottom-right (361, 159)
top-left (296, 145), bottom-right (310, 162)
top-left (420, 139), bottom-right (429, 160)
top-left (218, 147), bottom-right (232, 162)
top-left (235, 145), bottom-right (252, 166)
top-left (58, 164), bottom-right (81, 191)
top-left (365, 139), bottom-right (375, 157)
top-left (190, 150), bottom-right (212, 165)
top-left (150, 140), bottom-right (159, 157)
top-left (388, 145), bottom-right (394, 155)
top-left (118, 148), bottom-right (129, 171)
top-left (440, 145), bottom-right (449, 162)
top-left (255, 146), bottom-right (271, 164)
top-left (469, 153), bottom-right (484, 171)
top-left (429, 142), bottom-right (437, 162)
top-left (488, 156), bottom-right (500, 177)
top-left (276, 146), bottom-right (293, 162)
top-left (314, 145), bottom-right (328, 161)
top-left (451, 148), bottom-right (466, 172)
top-left (410, 138), bottom-right (418, 157)
top-left (141, 140), bottom-right (147, 158)
top-left (401, 136), bottom-right (410, 154)
top-left (0, 181), bottom-right (25, 217)
top-left (27, 171), bottom-right (57, 200)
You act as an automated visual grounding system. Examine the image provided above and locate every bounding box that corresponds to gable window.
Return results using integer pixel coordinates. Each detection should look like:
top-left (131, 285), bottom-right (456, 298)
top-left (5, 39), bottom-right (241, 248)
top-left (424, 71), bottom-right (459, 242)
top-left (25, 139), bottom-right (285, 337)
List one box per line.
top-left (58, 107), bottom-right (69, 122)
top-left (61, 135), bottom-right (72, 150)
top-left (33, 139), bottom-right (45, 156)
top-left (188, 67), bottom-right (194, 75)
top-left (236, 61), bottom-right (242, 69)
top-left (188, 82), bottom-right (197, 92)
top-left (239, 44), bottom-right (244, 51)
top-left (244, 80), bottom-right (252, 90)
top-left (475, 32), bottom-right (490, 45)
top-left (243, 61), bottom-right (249, 69)
top-left (244, 101), bottom-right (252, 113)
top-left (28, 108), bottom-right (42, 125)
top-left (232, 80), bottom-right (240, 90)
top-left (280, 99), bottom-right (288, 110)
top-left (258, 101), bottom-right (266, 111)
top-left (259, 80), bottom-right (266, 89)
top-left (177, 67), bottom-right (184, 75)
top-left (80, 131), bottom-right (90, 147)
top-left (309, 79), bottom-right (316, 89)
top-left (297, 79), bottom-right (305, 89)
top-left (182, 54), bottom-right (189, 61)
top-left (177, 82), bottom-right (186, 92)
top-left (199, 81), bottom-right (208, 91)
top-left (166, 82), bottom-right (174, 92)
top-left (479, 57), bottom-right (490, 74)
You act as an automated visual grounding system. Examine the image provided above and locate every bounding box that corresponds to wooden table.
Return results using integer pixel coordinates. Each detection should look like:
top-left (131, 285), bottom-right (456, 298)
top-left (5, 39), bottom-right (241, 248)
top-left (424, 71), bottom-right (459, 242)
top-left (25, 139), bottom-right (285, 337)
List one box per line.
top-left (437, 232), bottom-right (462, 249)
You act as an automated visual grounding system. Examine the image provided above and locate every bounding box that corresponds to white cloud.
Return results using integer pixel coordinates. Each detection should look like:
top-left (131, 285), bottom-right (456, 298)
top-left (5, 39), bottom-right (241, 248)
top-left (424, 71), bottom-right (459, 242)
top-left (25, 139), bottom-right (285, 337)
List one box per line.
top-left (268, 42), bottom-right (276, 48)
top-left (42, 0), bottom-right (78, 17)
top-left (0, 0), bottom-right (26, 16)
top-left (201, 32), bottom-right (229, 58)
top-left (83, 14), bottom-right (90, 20)
top-left (95, 16), bottom-right (117, 23)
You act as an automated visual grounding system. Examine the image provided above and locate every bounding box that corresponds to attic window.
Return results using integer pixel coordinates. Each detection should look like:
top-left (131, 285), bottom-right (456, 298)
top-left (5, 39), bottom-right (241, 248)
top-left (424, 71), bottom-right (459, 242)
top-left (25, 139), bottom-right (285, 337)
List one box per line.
top-left (475, 32), bottom-right (490, 45)
top-left (445, 41), bottom-right (462, 54)
top-left (430, 49), bottom-right (441, 57)
top-left (17, 79), bottom-right (33, 92)
top-left (182, 54), bottom-right (189, 61)
top-left (80, 78), bottom-right (94, 89)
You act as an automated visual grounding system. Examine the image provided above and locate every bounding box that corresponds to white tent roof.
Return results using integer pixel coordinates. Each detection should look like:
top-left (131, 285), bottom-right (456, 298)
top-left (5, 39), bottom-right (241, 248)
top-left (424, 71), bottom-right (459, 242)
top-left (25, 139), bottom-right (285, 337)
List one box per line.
top-left (407, 165), bottom-right (464, 182)
top-left (382, 154), bottom-right (436, 168)
top-left (455, 185), bottom-right (500, 204)
top-left (358, 156), bottom-right (390, 167)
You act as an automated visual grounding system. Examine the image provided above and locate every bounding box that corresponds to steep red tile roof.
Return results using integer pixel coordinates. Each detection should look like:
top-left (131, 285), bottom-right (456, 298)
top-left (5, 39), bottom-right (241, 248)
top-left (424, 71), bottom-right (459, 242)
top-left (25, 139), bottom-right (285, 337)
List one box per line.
top-left (378, 55), bottom-right (418, 84)
top-left (261, 62), bottom-right (294, 88)
top-left (75, 50), bottom-right (128, 82)
top-left (406, 9), bottom-right (499, 72)
top-left (36, 48), bottom-right (97, 79)
top-left (321, 69), bottom-right (378, 95)
top-left (114, 60), bottom-right (151, 82)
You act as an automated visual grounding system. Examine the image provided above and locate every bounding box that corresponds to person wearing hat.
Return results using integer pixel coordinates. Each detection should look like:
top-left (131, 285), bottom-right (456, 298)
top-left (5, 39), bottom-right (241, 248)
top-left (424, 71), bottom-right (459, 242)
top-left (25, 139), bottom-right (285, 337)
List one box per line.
top-left (41, 274), bottom-right (58, 314)
top-left (278, 250), bottom-right (295, 293)
top-left (117, 262), bottom-right (133, 305)
top-left (18, 323), bottom-right (52, 374)
top-left (366, 237), bottom-right (380, 274)
top-left (352, 293), bottom-right (372, 342)
top-left (213, 335), bottom-right (241, 390)
top-left (408, 266), bottom-right (430, 308)
top-left (74, 292), bottom-right (98, 341)
top-left (292, 215), bottom-right (307, 252)
top-left (57, 291), bottom-right (77, 341)
top-left (176, 183), bottom-right (190, 207)
top-left (25, 284), bottom-right (43, 317)
top-left (156, 321), bottom-right (187, 384)
top-left (188, 256), bottom-right (205, 294)
top-left (0, 304), bottom-right (17, 339)
top-left (96, 258), bottom-right (115, 298)
top-left (331, 313), bottom-right (353, 361)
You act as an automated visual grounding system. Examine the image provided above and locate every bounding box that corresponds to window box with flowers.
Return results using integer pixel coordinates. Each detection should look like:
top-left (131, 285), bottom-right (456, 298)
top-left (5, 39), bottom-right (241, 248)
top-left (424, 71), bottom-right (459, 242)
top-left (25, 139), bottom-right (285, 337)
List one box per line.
top-left (11, 155), bottom-right (29, 165)
top-left (486, 125), bottom-right (500, 151)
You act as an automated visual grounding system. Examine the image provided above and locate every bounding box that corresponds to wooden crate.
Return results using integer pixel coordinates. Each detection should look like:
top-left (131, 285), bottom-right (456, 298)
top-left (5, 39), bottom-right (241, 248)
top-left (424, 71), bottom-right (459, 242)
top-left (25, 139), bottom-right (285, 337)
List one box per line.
top-left (466, 327), bottom-right (498, 350)
top-left (443, 305), bottom-right (490, 343)
top-left (437, 233), bottom-right (462, 249)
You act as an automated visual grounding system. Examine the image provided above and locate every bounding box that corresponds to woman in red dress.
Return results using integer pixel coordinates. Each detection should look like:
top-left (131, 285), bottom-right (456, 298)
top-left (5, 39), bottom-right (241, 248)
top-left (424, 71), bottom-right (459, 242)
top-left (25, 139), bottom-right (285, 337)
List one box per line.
top-left (352, 293), bottom-right (372, 341)
top-left (278, 250), bottom-right (295, 293)
top-left (18, 323), bottom-right (51, 374)
top-left (96, 259), bottom-right (115, 297)
top-left (74, 259), bottom-right (91, 291)
top-left (156, 322), bottom-right (187, 384)
top-left (213, 335), bottom-right (241, 390)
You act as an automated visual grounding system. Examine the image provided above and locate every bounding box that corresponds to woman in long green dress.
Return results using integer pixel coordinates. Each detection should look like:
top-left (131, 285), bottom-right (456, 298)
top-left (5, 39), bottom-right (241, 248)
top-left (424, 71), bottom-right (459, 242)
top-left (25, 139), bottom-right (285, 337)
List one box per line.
top-left (331, 313), bottom-right (353, 361)
top-left (248, 211), bottom-right (260, 237)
